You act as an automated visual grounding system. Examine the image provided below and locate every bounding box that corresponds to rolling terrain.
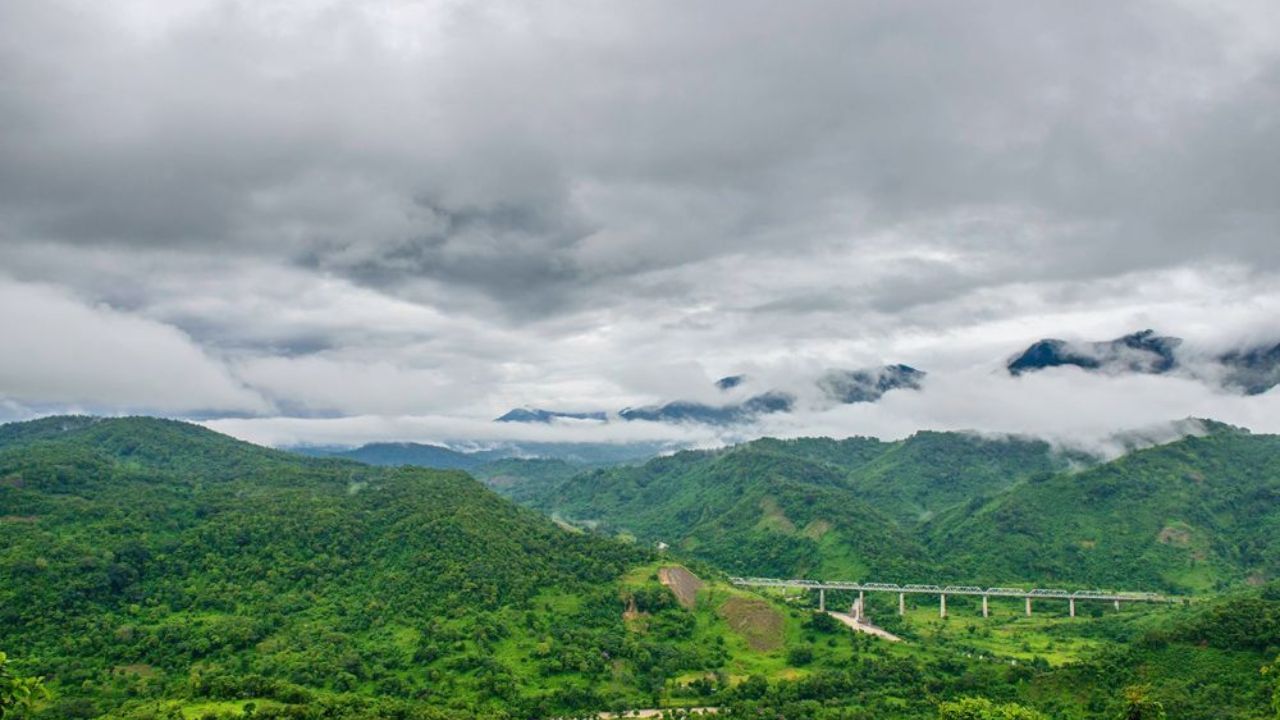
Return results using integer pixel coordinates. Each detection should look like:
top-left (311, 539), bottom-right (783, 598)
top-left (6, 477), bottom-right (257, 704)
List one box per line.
top-left (516, 423), bottom-right (1280, 595)
top-left (523, 432), bottom-right (1070, 579)
top-left (1, 417), bottom-right (1277, 719)
top-left (928, 424), bottom-right (1280, 592)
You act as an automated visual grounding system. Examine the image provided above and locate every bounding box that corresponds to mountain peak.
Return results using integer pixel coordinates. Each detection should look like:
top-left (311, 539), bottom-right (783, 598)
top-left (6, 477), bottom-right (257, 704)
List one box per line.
top-left (1008, 330), bottom-right (1181, 377)
top-left (817, 364), bottom-right (927, 404)
top-left (494, 408), bottom-right (608, 423)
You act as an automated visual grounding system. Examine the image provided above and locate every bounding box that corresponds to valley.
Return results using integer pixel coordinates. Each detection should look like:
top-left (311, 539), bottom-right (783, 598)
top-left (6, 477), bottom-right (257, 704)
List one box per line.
top-left (0, 416), bottom-right (1277, 719)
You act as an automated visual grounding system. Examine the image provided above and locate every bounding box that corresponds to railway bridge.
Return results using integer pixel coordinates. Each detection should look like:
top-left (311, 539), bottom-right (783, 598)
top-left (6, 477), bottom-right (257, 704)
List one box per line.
top-left (730, 577), bottom-right (1175, 620)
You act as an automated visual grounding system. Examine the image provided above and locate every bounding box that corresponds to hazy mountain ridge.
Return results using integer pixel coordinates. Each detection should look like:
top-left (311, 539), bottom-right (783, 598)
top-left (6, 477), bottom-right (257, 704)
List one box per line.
top-left (494, 364), bottom-right (928, 428)
top-left (1009, 329), bottom-right (1280, 395)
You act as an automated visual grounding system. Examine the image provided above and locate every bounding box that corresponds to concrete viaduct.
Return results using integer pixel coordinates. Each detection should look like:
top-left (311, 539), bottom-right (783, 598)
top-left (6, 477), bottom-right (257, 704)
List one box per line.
top-left (729, 577), bottom-right (1174, 620)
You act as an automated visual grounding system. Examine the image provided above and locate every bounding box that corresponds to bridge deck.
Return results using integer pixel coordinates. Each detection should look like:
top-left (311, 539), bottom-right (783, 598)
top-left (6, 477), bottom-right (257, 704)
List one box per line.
top-left (729, 577), bottom-right (1172, 603)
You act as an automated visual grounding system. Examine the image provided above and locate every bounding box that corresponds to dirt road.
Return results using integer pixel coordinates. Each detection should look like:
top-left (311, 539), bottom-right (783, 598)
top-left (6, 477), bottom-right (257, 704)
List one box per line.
top-left (827, 611), bottom-right (903, 642)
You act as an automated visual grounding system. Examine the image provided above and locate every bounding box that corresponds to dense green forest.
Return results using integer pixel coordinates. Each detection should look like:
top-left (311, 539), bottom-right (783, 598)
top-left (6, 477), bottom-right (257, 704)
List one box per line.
top-left (531, 432), bottom-right (1067, 534)
top-left (1, 417), bottom-right (1278, 719)
top-left (927, 426), bottom-right (1280, 592)
top-left (517, 425), bottom-right (1280, 593)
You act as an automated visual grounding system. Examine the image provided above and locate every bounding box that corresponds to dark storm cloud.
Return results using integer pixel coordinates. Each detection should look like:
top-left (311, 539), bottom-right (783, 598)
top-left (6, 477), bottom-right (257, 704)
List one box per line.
top-left (3, 0), bottom-right (1280, 432)
top-left (3, 0), bottom-right (1278, 317)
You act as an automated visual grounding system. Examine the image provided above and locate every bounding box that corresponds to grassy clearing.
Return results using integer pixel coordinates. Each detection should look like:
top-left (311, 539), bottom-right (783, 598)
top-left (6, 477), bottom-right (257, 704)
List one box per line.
top-left (179, 699), bottom-right (284, 718)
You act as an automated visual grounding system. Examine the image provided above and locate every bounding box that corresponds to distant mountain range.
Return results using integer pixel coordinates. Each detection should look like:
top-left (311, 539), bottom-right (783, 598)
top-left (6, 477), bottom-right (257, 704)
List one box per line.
top-left (1008, 329), bottom-right (1280, 395)
top-left (494, 408), bottom-right (609, 423)
top-left (294, 439), bottom-right (672, 468)
top-left (817, 364), bottom-right (926, 403)
top-left (484, 330), bottom-right (1278, 431)
top-left (618, 389), bottom-right (796, 425)
top-left (1008, 329), bottom-right (1181, 377)
top-left (496, 364), bottom-right (928, 427)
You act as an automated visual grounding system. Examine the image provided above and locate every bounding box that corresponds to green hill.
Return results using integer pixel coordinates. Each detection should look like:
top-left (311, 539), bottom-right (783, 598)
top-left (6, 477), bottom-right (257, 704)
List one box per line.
top-left (525, 424), bottom-right (1280, 594)
top-left (0, 418), bottom-right (661, 718)
top-left (531, 432), bottom-right (1068, 579)
top-left (3, 416), bottom-right (1277, 719)
top-left (926, 425), bottom-right (1280, 593)
top-left (0, 416), bottom-right (1023, 719)
top-left (471, 458), bottom-right (583, 505)
top-left (538, 445), bottom-right (931, 578)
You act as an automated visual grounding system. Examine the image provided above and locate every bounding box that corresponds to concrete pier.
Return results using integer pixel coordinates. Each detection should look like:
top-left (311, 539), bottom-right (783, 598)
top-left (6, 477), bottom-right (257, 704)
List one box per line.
top-left (898, 593), bottom-right (905, 615)
top-left (940, 593), bottom-right (947, 618)
top-left (1025, 597), bottom-right (1032, 616)
top-left (857, 591), bottom-right (865, 620)
top-left (981, 595), bottom-right (989, 618)
top-left (819, 588), bottom-right (825, 612)
top-left (1069, 598), bottom-right (1076, 618)
top-left (1114, 599), bottom-right (1120, 611)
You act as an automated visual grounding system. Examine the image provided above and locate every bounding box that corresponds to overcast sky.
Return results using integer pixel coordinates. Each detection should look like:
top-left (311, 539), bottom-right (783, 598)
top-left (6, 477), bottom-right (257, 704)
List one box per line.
top-left (3, 0), bottom-right (1279, 448)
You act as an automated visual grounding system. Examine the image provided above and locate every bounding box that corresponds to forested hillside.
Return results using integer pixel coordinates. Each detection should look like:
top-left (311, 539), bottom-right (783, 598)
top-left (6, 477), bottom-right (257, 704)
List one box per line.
top-left (537, 445), bottom-right (931, 579)
top-left (927, 426), bottom-right (1280, 593)
top-left (2, 416), bottom-right (1278, 719)
top-left (0, 418), bottom-right (663, 717)
top-left (525, 432), bottom-right (1068, 580)
top-left (519, 423), bottom-right (1280, 594)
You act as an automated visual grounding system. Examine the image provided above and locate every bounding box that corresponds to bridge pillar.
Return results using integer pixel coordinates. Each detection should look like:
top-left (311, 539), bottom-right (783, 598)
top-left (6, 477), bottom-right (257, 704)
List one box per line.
top-left (940, 593), bottom-right (947, 618)
top-left (982, 595), bottom-right (989, 618)
top-left (1069, 598), bottom-right (1075, 618)
top-left (857, 591), bottom-right (865, 621)
top-left (1025, 597), bottom-right (1032, 616)
top-left (1114, 599), bottom-right (1120, 611)
top-left (898, 592), bottom-right (905, 615)
top-left (819, 588), bottom-right (825, 612)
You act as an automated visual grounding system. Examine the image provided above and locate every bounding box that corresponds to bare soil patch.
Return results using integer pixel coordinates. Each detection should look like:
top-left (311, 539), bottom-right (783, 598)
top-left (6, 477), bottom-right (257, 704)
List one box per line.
top-left (659, 566), bottom-right (704, 609)
top-left (717, 596), bottom-right (783, 652)
top-left (1157, 524), bottom-right (1192, 546)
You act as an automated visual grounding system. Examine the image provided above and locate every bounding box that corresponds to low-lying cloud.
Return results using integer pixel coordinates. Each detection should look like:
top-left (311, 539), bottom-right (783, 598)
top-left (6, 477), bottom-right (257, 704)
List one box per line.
top-left (3, 0), bottom-right (1280, 450)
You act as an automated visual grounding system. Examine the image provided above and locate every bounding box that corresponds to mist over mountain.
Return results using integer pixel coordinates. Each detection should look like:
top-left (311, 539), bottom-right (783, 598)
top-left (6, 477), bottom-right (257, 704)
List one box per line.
top-left (493, 408), bottom-right (609, 423)
top-left (490, 365), bottom-right (928, 431)
top-left (1008, 330), bottom-right (1280, 397)
top-left (1219, 342), bottom-right (1280, 396)
top-left (715, 374), bottom-right (746, 391)
top-left (817, 364), bottom-right (927, 404)
top-left (619, 390), bottom-right (796, 426)
top-left (1008, 330), bottom-right (1182, 377)
top-left (6, 1), bottom-right (1280, 716)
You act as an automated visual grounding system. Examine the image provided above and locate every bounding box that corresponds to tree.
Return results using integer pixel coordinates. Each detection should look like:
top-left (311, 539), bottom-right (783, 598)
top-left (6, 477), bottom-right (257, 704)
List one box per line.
top-left (1117, 686), bottom-right (1166, 720)
top-left (938, 697), bottom-right (1048, 720)
top-left (1263, 656), bottom-right (1280, 720)
top-left (0, 652), bottom-right (47, 719)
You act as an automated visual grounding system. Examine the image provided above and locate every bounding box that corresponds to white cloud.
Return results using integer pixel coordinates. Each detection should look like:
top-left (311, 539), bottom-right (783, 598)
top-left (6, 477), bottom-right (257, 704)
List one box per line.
top-left (0, 278), bottom-right (267, 413)
top-left (1, 0), bottom-right (1279, 447)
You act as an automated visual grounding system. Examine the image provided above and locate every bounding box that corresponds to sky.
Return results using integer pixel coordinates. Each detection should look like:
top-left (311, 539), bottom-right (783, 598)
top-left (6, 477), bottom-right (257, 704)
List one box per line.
top-left (2, 0), bottom-right (1280, 450)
